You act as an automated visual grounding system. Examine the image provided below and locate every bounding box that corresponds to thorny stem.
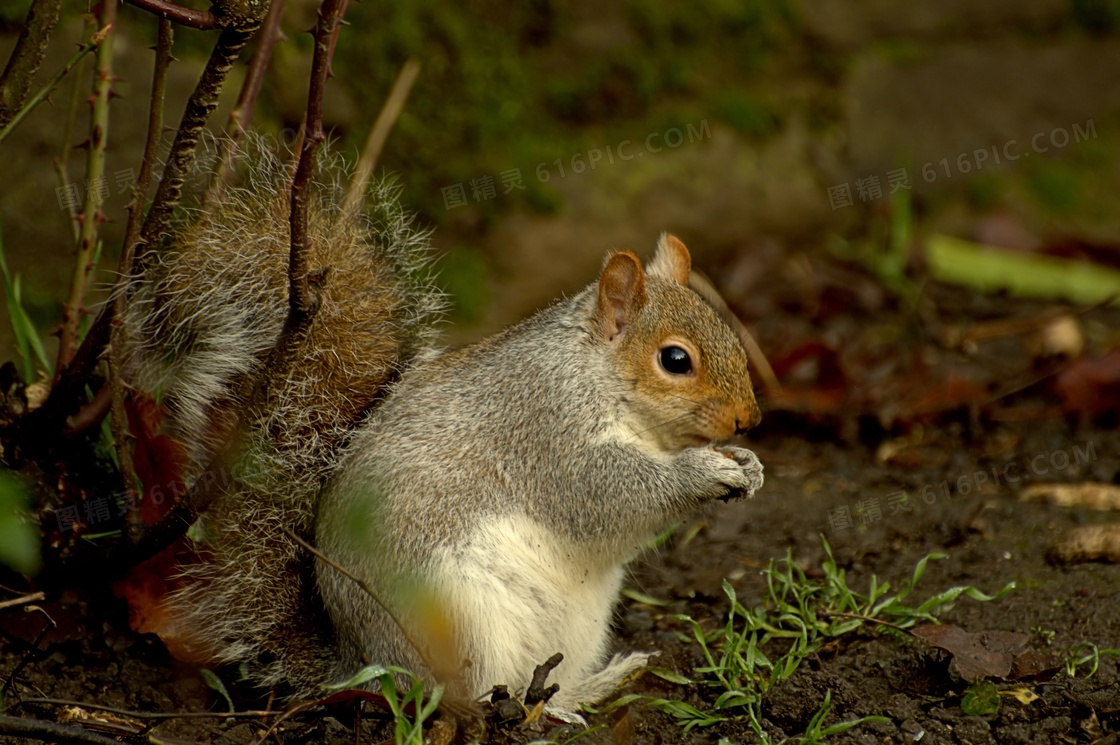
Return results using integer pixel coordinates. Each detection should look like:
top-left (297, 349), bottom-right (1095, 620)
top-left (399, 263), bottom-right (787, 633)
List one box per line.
top-left (0, 25), bottom-right (108, 147)
top-left (136, 23), bottom-right (260, 271)
top-left (111, 18), bottom-right (174, 543)
top-left (253, 0), bottom-right (346, 413)
top-left (122, 0), bottom-right (217, 29)
top-left (0, 0), bottom-right (63, 132)
top-left (55, 5), bottom-right (116, 378)
top-left (53, 17), bottom-right (97, 246)
top-left (205, 0), bottom-right (288, 208)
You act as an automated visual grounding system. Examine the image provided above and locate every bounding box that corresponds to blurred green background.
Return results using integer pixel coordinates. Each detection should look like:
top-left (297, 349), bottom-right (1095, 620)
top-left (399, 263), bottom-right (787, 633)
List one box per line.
top-left (2, 0), bottom-right (1120, 355)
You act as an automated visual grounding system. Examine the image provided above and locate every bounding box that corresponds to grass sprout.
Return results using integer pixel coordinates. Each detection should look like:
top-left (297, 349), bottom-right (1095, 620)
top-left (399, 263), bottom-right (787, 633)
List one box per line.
top-left (327, 665), bottom-right (443, 745)
top-left (1063, 642), bottom-right (1120, 678)
top-left (653, 535), bottom-right (1014, 742)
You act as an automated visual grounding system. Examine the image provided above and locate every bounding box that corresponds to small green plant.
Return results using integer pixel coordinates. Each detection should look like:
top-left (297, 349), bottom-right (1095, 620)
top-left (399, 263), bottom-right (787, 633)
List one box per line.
top-left (0, 218), bottom-right (51, 383)
top-left (1063, 642), bottom-right (1120, 678)
top-left (328, 665), bottom-right (443, 745)
top-left (628, 535), bottom-right (1014, 742)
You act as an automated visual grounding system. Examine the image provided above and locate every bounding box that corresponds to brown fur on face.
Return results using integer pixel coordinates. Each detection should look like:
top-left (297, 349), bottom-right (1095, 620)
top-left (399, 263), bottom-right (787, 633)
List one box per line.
top-left (595, 236), bottom-right (760, 451)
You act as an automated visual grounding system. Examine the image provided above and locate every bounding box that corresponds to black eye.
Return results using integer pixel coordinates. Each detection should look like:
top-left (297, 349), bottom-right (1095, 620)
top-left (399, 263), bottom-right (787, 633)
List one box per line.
top-left (659, 345), bottom-right (692, 375)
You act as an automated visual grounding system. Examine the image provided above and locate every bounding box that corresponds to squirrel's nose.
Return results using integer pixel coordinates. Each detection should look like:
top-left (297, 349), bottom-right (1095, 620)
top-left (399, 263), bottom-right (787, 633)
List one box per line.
top-left (734, 403), bottom-right (762, 435)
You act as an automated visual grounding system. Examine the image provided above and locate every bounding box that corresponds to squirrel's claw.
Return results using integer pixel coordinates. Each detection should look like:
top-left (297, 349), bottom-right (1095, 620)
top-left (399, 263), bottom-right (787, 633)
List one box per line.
top-left (715, 445), bottom-right (765, 502)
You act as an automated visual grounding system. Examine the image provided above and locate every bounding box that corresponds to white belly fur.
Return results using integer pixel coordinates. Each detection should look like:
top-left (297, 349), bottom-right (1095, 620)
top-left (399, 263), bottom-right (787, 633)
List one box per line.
top-left (430, 513), bottom-right (625, 702)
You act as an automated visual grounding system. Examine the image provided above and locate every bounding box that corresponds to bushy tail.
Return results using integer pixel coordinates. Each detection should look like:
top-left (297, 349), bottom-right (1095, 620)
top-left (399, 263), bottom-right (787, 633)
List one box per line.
top-left (121, 136), bottom-right (444, 695)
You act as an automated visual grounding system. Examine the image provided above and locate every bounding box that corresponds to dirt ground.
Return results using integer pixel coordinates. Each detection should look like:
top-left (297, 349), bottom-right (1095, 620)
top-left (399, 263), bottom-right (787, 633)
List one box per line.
top-left (1, 246), bottom-right (1118, 745)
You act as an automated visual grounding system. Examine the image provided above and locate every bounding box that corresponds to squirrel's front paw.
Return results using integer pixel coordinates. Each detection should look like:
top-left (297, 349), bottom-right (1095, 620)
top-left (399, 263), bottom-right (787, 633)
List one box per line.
top-left (713, 446), bottom-right (764, 502)
top-left (682, 446), bottom-right (764, 502)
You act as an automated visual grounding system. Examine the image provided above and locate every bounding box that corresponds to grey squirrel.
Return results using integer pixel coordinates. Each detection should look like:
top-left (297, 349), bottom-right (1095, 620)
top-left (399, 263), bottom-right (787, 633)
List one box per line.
top-left (121, 141), bottom-right (764, 712)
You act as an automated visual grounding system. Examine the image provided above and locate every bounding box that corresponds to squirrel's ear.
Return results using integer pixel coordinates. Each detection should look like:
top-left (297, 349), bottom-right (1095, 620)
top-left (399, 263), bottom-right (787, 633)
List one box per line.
top-left (596, 251), bottom-right (646, 343)
top-left (647, 233), bottom-right (691, 286)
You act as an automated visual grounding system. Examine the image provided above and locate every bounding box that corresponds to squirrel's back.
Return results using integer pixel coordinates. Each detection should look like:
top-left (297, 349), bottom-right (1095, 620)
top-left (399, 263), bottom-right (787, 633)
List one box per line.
top-left (122, 139), bottom-right (444, 692)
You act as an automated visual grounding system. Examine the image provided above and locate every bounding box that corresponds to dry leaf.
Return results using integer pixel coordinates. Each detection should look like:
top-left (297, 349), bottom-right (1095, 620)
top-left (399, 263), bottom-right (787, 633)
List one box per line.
top-left (1000, 687), bottom-right (1041, 705)
top-left (1020, 483), bottom-right (1120, 511)
top-left (1047, 524), bottom-right (1120, 564)
top-left (911, 625), bottom-right (1029, 681)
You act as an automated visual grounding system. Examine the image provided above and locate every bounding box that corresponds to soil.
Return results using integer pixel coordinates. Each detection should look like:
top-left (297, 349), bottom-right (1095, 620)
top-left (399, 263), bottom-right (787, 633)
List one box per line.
top-left (1, 250), bottom-right (1118, 745)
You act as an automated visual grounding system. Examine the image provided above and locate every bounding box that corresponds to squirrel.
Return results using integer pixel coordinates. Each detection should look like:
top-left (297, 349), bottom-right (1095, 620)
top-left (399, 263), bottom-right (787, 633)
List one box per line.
top-left (120, 139), bottom-right (764, 713)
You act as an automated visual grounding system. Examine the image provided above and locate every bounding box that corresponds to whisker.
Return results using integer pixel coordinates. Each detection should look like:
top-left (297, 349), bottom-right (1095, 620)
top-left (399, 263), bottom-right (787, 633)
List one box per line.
top-left (627, 411), bottom-right (695, 441)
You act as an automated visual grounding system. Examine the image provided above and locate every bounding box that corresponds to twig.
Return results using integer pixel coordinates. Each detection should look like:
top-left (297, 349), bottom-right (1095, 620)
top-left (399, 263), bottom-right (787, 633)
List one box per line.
top-left (205, 0), bottom-right (288, 208)
top-left (122, 0), bottom-right (217, 29)
top-left (689, 269), bottom-right (781, 396)
top-left (280, 526), bottom-right (434, 671)
top-left (55, 5), bottom-right (116, 376)
top-left (344, 58), bottom-right (420, 213)
top-left (0, 0), bottom-right (63, 132)
top-left (63, 380), bottom-right (111, 433)
top-left (0, 715), bottom-right (124, 745)
top-left (2, 605), bottom-right (56, 698)
top-left (111, 17), bottom-right (173, 542)
top-left (0, 591), bottom-right (45, 611)
top-left (524, 653), bottom-right (563, 705)
top-left (136, 20), bottom-right (263, 273)
top-left (242, 0), bottom-right (346, 431)
top-left (20, 310), bottom-right (110, 449)
top-left (0, 25), bottom-right (108, 147)
top-left (18, 698), bottom-right (283, 721)
top-left (278, 0), bottom-right (347, 347)
top-left (819, 610), bottom-right (910, 633)
top-left (35, 6), bottom-right (262, 444)
top-left (53, 17), bottom-right (97, 246)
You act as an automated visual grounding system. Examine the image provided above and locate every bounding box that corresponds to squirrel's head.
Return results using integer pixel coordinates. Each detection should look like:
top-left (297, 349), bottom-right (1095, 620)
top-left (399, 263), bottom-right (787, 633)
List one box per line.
top-left (594, 234), bottom-right (761, 451)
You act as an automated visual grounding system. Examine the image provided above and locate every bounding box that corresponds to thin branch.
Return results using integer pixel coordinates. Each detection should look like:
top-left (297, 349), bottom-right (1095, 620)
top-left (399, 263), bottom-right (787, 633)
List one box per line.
top-left (136, 22), bottom-right (260, 272)
top-left (249, 0), bottom-right (346, 415)
top-left (37, 8), bottom-right (263, 436)
top-left (689, 269), bottom-right (781, 396)
top-left (53, 17), bottom-right (97, 246)
top-left (0, 25), bottom-right (107, 147)
top-left (280, 526), bottom-right (434, 672)
top-left (0, 591), bottom-right (45, 611)
top-left (524, 653), bottom-right (563, 706)
top-left (18, 698), bottom-right (282, 721)
top-left (110, 18), bottom-right (173, 542)
top-left (205, 0), bottom-right (288, 208)
top-left (344, 58), bottom-right (420, 213)
top-left (819, 610), bottom-right (910, 633)
top-left (0, 715), bottom-right (124, 745)
top-left (122, 0), bottom-right (217, 30)
top-left (54, 4), bottom-right (116, 376)
top-left (0, 0), bottom-right (64, 132)
top-left (20, 311), bottom-right (111, 446)
top-left (63, 380), bottom-right (111, 434)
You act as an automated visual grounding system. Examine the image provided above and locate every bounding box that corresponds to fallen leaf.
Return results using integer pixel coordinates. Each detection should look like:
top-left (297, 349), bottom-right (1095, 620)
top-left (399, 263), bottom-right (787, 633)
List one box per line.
top-left (911, 625), bottom-right (1029, 681)
top-left (1000, 687), bottom-right (1041, 705)
top-left (962, 680), bottom-right (1001, 716)
top-left (1020, 483), bottom-right (1120, 511)
top-left (1046, 524), bottom-right (1120, 564)
top-left (925, 234), bottom-right (1120, 304)
top-left (1054, 350), bottom-right (1120, 420)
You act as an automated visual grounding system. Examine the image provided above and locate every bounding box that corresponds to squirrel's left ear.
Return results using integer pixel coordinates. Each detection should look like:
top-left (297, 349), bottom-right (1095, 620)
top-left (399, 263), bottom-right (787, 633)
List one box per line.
top-left (596, 251), bottom-right (646, 343)
top-left (647, 233), bottom-right (691, 286)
